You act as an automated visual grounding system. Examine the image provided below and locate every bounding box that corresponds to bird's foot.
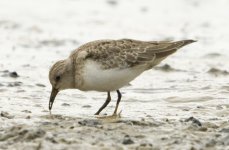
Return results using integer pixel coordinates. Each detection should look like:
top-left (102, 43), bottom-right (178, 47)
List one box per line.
top-left (95, 110), bottom-right (122, 120)
top-left (94, 112), bottom-right (99, 115)
top-left (112, 110), bottom-right (122, 117)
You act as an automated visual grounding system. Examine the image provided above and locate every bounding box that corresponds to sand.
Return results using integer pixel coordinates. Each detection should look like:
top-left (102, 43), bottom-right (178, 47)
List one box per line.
top-left (0, 0), bottom-right (229, 149)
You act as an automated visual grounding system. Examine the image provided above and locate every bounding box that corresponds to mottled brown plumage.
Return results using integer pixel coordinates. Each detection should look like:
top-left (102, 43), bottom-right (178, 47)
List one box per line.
top-left (70, 39), bottom-right (195, 69)
top-left (49, 39), bottom-right (196, 116)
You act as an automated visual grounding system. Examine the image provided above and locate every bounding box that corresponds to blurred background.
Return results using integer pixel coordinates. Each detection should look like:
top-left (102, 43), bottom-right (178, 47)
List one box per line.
top-left (1, 0), bottom-right (229, 71)
top-left (0, 0), bottom-right (228, 55)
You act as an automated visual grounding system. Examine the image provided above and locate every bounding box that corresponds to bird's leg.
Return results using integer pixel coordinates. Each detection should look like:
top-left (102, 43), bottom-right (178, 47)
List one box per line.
top-left (94, 92), bottom-right (111, 115)
top-left (112, 90), bottom-right (122, 116)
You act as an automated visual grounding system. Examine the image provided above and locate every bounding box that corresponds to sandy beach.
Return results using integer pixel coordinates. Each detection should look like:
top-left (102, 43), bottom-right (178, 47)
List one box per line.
top-left (0, 0), bottom-right (229, 149)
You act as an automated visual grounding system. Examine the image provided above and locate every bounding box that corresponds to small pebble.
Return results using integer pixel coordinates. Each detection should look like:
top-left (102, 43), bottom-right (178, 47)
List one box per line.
top-left (46, 136), bottom-right (57, 143)
top-left (41, 122), bottom-right (52, 125)
top-left (207, 68), bottom-right (229, 75)
top-left (8, 82), bottom-right (22, 87)
top-left (196, 106), bottom-right (205, 109)
top-left (61, 103), bottom-right (70, 106)
top-left (82, 105), bottom-right (91, 108)
top-left (9, 71), bottom-right (19, 78)
top-left (122, 135), bottom-right (134, 145)
top-left (24, 129), bottom-right (46, 140)
top-left (161, 137), bottom-right (168, 140)
top-left (140, 143), bottom-right (153, 147)
top-left (36, 83), bottom-right (46, 87)
top-left (185, 117), bottom-right (202, 126)
top-left (155, 64), bottom-right (176, 72)
top-left (146, 115), bottom-right (152, 117)
top-left (22, 110), bottom-right (32, 113)
top-left (78, 119), bottom-right (101, 127)
top-left (1, 111), bottom-right (14, 119)
top-left (206, 139), bottom-right (216, 147)
top-left (199, 127), bottom-right (208, 132)
top-left (16, 90), bottom-right (25, 93)
top-left (216, 105), bottom-right (223, 110)
top-left (219, 128), bottom-right (229, 133)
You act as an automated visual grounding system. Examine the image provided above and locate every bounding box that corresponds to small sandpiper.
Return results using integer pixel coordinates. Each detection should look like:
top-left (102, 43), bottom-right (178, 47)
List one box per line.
top-left (49, 39), bottom-right (196, 116)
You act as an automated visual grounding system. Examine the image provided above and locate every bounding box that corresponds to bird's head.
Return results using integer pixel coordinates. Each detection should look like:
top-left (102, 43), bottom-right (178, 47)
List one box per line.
top-left (48, 59), bottom-right (74, 111)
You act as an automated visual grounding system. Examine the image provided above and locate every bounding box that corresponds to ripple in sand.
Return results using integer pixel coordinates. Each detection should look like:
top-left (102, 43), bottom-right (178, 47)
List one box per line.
top-left (207, 68), bottom-right (229, 76)
top-left (0, 125), bottom-right (46, 142)
top-left (1, 111), bottom-right (14, 119)
top-left (203, 53), bottom-right (222, 58)
top-left (154, 64), bottom-right (182, 72)
top-left (165, 96), bottom-right (213, 103)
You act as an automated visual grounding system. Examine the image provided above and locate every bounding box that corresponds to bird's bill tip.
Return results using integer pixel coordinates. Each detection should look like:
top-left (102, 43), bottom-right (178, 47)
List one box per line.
top-left (49, 87), bottom-right (59, 111)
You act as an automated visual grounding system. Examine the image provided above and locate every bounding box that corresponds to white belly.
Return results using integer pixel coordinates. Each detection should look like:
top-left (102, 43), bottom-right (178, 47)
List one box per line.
top-left (81, 60), bottom-right (145, 91)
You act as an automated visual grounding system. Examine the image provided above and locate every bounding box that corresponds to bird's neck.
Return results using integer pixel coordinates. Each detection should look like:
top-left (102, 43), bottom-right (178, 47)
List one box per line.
top-left (69, 57), bottom-right (86, 90)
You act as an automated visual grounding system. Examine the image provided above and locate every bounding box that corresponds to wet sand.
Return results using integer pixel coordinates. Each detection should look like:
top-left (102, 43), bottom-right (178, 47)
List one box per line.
top-left (1, 0), bottom-right (229, 149)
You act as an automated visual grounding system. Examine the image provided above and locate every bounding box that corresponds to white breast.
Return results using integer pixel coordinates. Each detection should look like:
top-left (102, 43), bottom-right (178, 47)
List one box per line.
top-left (81, 60), bottom-right (145, 91)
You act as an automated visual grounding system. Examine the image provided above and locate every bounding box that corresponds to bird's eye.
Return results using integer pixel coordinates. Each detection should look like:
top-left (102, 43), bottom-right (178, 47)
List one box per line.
top-left (55, 75), bottom-right (61, 82)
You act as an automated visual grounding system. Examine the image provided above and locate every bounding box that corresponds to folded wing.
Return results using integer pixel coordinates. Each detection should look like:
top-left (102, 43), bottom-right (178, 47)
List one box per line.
top-left (74, 39), bottom-right (195, 69)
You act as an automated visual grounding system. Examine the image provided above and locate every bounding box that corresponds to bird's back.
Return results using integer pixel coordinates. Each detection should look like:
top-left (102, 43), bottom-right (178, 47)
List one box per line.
top-left (70, 39), bottom-right (195, 70)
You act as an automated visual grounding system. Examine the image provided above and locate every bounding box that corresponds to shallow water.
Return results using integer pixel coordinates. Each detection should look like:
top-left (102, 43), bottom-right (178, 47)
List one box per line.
top-left (0, 0), bottom-right (229, 149)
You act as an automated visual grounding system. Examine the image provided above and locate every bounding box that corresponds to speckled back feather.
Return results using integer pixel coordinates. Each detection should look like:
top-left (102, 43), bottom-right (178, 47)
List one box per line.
top-left (71, 39), bottom-right (195, 69)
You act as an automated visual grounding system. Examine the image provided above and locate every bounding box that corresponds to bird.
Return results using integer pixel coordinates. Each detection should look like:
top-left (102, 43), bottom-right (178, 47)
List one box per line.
top-left (48, 39), bottom-right (196, 116)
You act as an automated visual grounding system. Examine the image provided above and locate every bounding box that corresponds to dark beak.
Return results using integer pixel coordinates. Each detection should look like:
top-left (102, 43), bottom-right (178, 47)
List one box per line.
top-left (49, 87), bottom-right (59, 111)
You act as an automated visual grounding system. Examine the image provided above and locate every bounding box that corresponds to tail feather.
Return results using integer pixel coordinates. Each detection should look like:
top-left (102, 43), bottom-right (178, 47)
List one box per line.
top-left (179, 39), bottom-right (197, 47)
top-left (155, 39), bottom-right (196, 59)
top-left (156, 49), bottom-right (177, 58)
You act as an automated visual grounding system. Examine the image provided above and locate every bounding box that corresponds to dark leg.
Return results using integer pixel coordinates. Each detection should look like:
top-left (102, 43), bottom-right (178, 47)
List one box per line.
top-left (113, 90), bottom-right (122, 115)
top-left (94, 92), bottom-right (111, 115)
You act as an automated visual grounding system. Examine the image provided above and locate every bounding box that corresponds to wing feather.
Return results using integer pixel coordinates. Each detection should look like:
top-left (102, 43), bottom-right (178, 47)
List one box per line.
top-left (73, 39), bottom-right (195, 69)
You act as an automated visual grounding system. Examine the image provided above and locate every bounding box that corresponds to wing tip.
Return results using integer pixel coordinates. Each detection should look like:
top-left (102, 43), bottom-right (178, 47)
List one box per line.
top-left (183, 39), bottom-right (197, 45)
